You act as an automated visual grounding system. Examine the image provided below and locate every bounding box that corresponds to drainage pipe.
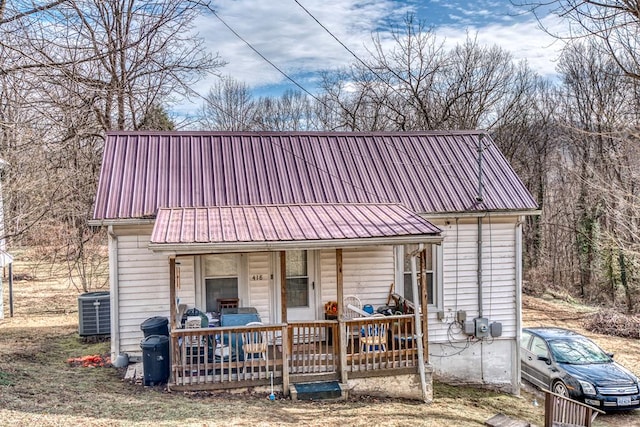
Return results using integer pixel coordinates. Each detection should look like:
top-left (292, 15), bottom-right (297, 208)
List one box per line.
top-left (477, 216), bottom-right (483, 318)
top-left (108, 226), bottom-right (120, 360)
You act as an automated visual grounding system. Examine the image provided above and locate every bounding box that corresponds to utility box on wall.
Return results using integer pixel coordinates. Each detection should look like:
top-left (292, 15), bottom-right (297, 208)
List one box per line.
top-left (474, 317), bottom-right (489, 339)
top-left (490, 322), bottom-right (503, 337)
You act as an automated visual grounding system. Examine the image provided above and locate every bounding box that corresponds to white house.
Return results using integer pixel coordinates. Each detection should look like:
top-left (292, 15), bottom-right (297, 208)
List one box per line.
top-left (90, 131), bottom-right (538, 399)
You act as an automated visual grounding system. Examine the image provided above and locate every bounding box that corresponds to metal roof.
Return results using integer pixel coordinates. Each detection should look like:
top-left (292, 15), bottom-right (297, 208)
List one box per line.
top-left (92, 131), bottom-right (538, 221)
top-left (150, 203), bottom-right (440, 248)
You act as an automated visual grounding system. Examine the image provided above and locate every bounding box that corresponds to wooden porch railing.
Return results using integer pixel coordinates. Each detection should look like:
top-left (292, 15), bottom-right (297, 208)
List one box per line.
top-left (344, 315), bottom-right (419, 373)
top-left (288, 320), bottom-right (339, 376)
top-left (169, 314), bottom-right (419, 391)
top-left (543, 390), bottom-right (605, 427)
top-left (170, 323), bottom-right (286, 389)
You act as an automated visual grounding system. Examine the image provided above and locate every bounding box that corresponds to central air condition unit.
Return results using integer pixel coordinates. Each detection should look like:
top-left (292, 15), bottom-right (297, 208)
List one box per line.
top-left (78, 291), bottom-right (111, 336)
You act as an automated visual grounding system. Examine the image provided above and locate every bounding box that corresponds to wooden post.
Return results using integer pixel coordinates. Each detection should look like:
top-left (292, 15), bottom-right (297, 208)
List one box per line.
top-left (420, 250), bottom-right (429, 361)
top-left (169, 257), bottom-right (176, 328)
top-left (281, 324), bottom-right (290, 396)
top-left (169, 257), bottom-right (176, 386)
top-left (336, 249), bottom-right (344, 318)
top-left (280, 251), bottom-right (287, 323)
top-left (336, 249), bottom-right (348, 385)
top-left (8, 262), bottom-right (13, 317)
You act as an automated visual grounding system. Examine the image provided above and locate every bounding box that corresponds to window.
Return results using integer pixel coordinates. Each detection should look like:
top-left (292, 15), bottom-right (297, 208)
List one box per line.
top-left (400, 245), bottom-right (435, 305)
top-left (531, 337), bottom-right (549, 359)
top-left (204, 254), bottom-right (238, 312)
top-left (286, 250), bottom-right (308, 308)
top-left (521, 331), bottom-right (533, 350)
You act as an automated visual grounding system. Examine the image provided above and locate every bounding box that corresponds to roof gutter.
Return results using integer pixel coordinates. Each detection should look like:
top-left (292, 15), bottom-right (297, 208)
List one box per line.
top-left (147, 235), bottom-right (443, 255)
top-left (88, 218), bottom-right (156, 227)
top-left (421, 209), bottom-right (541, 220)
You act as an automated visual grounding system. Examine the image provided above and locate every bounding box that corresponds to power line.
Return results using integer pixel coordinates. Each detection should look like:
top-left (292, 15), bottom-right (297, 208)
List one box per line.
top-left (293, 0), bottom-right (417, 108)
top-left (208, 8), bottom-right (325, 105)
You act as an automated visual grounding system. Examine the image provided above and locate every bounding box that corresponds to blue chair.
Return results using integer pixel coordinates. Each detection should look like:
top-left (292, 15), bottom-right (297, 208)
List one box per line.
top-left (360, 319), bottom-right (387, 352)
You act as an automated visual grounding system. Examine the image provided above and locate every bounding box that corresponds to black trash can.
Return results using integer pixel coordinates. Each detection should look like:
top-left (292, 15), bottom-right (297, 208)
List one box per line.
top-left (140, 335), bottom-right (170, 386)
top-left (140, 316), bottom-right (169, 338)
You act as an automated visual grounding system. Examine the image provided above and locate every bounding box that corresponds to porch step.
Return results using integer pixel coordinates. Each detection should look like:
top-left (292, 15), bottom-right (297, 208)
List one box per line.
top-left (485, 413), bottom-right (537, 427)
top-left (290, 381), bottom-right (345, 401)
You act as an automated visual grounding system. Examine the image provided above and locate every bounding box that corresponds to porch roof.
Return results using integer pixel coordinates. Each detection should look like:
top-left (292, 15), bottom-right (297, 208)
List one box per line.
top-left (148, 203), bottom-right (442, 253)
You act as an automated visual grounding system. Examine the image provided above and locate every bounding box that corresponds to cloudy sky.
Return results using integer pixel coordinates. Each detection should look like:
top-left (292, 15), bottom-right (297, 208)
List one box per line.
top-left (183, 0), bottom-right (562, 111)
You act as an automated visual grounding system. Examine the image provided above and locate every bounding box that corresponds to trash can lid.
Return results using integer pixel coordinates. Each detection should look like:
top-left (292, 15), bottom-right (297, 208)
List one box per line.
top-left (140, 316), bottom-right (168, 329)
top-left (140, 334), bottom-right (169, 349)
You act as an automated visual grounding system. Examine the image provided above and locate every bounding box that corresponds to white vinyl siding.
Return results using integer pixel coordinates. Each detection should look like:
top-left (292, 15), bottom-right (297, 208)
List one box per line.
top-left (428, 216), bottom-right (517, 342)
top-left (247, 252), bottom-right (271, 323)
top-left (175, 256), bottom-right (195, 307)
top-left (116, 231), bottom-right (169, 355)
top-left (319, 246), bottom-right (394, 310)
top-left (319, 249), bottom-right (337, 307)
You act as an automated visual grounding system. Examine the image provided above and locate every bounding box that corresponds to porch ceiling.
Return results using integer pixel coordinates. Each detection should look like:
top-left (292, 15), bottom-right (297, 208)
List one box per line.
top-left (148, 203), bottom-right (442, 253)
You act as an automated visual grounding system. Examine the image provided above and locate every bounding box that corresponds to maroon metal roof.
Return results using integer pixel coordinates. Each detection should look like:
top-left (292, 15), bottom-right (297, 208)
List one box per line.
top-left (92, 131), bottom-right (538, 221)
top-left (150, 203), bottom-right (441, 245)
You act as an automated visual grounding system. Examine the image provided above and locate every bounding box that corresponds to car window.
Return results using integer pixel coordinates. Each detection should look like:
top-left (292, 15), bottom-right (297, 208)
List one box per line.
top-left (521, 331), bottom-right (532, 350)
top-left (531, 336), bottom-right (549, 358)
top-left (548, 338), bottom-right (611, 364)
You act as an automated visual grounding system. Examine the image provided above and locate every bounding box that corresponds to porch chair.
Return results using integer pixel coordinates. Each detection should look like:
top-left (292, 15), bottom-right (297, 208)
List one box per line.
top-left (242, 321), bottom-right (268, 361)
top-left (217, 298), bottom-right (239, 313)
top-left (184, 316), bottom-right (206, 365)
top-left (343, 295), bottom-right (362, 320)
top-left (360, 315), bottom-right (388, 353)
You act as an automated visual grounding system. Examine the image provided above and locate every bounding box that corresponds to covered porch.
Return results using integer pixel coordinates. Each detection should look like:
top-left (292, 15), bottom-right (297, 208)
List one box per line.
top-left (150, 204), bottom-right (442, 401)
top-left (169, 314), bottom-right (423, 394)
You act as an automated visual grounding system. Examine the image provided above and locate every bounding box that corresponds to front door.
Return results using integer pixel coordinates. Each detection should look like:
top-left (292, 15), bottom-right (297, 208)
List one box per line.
top-left (285, 250), bottom-right (317, 321)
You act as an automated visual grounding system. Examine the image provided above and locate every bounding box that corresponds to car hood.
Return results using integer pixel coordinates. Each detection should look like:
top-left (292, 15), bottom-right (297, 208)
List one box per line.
top-left (560, 362), bottom-right (637, 386)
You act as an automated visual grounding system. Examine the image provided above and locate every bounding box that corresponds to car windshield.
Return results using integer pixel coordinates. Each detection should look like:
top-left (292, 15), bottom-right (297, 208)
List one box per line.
top-left (548, 338), bottom-right (611, 364)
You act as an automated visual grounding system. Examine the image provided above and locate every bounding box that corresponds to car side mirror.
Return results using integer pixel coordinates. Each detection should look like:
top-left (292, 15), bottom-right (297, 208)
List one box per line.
top-left (537, 355), bottom-right (552, 365)
top-left (607, 352), bottom-right (614, 359)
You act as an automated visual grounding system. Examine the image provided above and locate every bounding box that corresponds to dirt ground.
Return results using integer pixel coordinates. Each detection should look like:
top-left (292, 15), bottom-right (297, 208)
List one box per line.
top-left (0, 257), bottom-right (639, 426)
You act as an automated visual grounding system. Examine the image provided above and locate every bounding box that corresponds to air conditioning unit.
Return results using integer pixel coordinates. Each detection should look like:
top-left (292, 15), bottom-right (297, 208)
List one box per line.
top-left (78, 291), bottom-right (111, 336)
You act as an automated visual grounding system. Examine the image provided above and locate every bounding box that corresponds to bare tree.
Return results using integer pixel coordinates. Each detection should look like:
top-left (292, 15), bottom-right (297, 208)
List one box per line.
top-left (0, 0), bottom-right (225, 290)
top-left (539, 39), bottom-right (640, 309)
top-left (253, 89), bottom-right (317, 131)
top-left (516, 1), bottom-right (640, 80)
top-left (199, 77), bottom-right (256, 131)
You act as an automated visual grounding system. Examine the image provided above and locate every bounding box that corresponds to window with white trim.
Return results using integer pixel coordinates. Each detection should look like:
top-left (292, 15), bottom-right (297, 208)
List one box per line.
top-left (286, 250), bottom-right (309, 308)
top-left (397, 245), bottom-right (436, 306)
top-left (203, 254), bottom-right (239, 312)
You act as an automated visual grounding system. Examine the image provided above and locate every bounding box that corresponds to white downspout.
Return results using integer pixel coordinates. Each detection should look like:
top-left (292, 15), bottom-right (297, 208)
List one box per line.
top-left (410, 244), bottom-right (428, 402)
top-left (514, 217), bottom-right (523, 395)
top-left (108, 226), bottom-right (120, 360)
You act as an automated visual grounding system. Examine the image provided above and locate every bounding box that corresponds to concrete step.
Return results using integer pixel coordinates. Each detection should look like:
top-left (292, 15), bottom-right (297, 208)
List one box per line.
top-left (290, 381), bottom-right (345, 401)
top-left (485, 413), bottom-right (537, 427)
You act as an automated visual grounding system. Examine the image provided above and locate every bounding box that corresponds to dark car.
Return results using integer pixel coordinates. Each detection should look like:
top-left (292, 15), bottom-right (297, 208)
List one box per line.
top-left (521, 327), bottom-right (640, 412)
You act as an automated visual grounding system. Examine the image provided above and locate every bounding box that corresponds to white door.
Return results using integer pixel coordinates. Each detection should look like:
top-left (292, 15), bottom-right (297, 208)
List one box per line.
top-left (285, 250), bottom-right (317, 321)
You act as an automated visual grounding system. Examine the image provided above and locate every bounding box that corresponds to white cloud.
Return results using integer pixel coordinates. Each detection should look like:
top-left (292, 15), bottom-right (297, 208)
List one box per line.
top-left (175, 1), bottom-right (564, 115)
top-left (436, 14), bottom-right (565, 77)
top-left (192, 1), bottom-right (407, 90)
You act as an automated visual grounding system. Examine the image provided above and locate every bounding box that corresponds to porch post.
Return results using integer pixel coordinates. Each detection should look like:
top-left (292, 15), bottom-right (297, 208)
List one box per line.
top-left (420, 250), bottom-right (429, 361)
top-left (169, 256), bottom-right (176, 387)
top-left (169, 257), bottom-right (176, 329)
top-left (336, 249), bottom-right (347, 384)
top-left (336, 249), bottom-right (344, 318)
top-left (280, 251), bottom-right (287, 323)
top-left (410, 249), bottom-right (429, 403)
